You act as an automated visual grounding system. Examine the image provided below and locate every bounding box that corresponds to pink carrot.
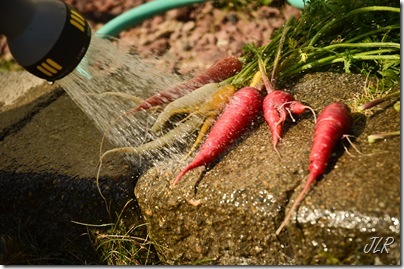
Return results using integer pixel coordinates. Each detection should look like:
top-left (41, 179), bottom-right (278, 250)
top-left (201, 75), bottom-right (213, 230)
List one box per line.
top-left (257, 59), bottom-right (314, 154)
top-left (173, 86), bottom-right (263, 186)
top-left (275, 102), bottom-right (353, 235)
top-left (263, 90), bottom-right (314, 154)
top-left (135, 56), bottom-right (243, 111)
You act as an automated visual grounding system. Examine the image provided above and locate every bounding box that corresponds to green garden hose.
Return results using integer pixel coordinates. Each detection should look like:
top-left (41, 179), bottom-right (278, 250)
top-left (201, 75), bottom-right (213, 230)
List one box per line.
top-left (97, 0), bottom-right (207, 36)
top-left (287, 0), bottom-right (309, 9)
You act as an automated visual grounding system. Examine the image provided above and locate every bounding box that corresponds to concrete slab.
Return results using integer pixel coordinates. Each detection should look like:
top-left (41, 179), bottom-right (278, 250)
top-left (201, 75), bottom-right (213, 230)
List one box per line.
top-left (0, 71), bottom-right (44, 108)
top-left (0, 72), bottom-right (144, 264)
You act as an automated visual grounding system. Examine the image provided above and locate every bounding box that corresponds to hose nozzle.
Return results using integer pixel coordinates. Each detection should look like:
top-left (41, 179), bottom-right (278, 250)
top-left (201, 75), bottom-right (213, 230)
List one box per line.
top-left (0, 0), bottom-right (91, 81)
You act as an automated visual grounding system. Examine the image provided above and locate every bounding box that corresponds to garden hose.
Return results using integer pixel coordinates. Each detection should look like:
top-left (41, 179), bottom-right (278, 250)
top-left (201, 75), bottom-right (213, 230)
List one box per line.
top-left (287, 0), bottom-right (309, 9)
top-left (96, 0), bottom-right (208, 36)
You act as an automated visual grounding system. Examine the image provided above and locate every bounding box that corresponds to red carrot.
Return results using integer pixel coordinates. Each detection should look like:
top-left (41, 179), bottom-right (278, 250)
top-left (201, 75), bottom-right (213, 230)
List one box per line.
top-left (257, 58), bottom-right (314, 155)
top-left (263, 90), bottom-right (315, 155)
top-left (275, 102), bottom-right (353, 235)
top-left (263, 90), bottom-right (294, 150)
top-left (135, 56), bottom-right (243, 111)
top-left (173, 86), bottom-right (263, 186)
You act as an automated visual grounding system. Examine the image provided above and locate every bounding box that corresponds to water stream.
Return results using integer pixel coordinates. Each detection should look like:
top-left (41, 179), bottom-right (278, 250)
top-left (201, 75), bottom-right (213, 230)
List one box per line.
top-left (57, 34), bottom-right (195, 167)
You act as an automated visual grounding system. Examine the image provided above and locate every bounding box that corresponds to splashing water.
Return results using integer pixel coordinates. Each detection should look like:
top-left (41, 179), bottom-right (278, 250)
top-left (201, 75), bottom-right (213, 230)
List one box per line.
top-left (57, 34), bottom-right (199, 167)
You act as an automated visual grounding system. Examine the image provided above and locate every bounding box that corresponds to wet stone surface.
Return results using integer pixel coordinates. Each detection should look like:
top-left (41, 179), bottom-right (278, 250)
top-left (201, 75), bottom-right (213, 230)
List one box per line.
top-left (135, 72), bottom-right (400, 265)
top-left (0, 81), bottom-right (144, 264)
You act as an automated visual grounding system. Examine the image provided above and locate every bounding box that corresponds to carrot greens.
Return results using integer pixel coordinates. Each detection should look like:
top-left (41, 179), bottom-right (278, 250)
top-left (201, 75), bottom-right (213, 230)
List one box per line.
top-left (230, 0), bottom-right (400, 95)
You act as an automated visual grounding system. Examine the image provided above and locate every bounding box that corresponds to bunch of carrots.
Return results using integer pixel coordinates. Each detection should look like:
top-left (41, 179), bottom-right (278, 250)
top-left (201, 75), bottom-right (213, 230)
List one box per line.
top-left (96, 0), bottom-right (399, 234)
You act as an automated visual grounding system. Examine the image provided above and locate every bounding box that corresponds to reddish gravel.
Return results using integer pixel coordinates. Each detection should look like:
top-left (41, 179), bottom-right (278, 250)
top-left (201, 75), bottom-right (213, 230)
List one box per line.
top-left (0, 1), bottom-right (300, 75)
top-left (117, 2), bottom-right (300, 74)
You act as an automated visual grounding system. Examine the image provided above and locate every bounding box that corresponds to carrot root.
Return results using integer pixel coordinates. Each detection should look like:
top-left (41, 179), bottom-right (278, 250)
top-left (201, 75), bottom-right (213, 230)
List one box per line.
top-left (276, 102), bottom-right (353, 235)
top-left (173, 87), bottom-right (263, 186)
top-left (275, 175), bottom-right (316, 235)
top-left (173, 160), bottom-right (204, 186)
top-left (289, 102), bottom-right (317, 124)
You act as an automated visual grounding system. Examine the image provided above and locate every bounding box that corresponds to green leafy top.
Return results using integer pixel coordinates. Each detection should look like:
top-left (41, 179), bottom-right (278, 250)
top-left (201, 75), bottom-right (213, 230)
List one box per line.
top-left (230, 0), bottom-right (400, 92)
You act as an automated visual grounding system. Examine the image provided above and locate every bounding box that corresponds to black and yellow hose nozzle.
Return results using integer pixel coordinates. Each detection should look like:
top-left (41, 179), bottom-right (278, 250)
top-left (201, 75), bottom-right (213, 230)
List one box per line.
top-left (0, 0), bottom-right (91, 81)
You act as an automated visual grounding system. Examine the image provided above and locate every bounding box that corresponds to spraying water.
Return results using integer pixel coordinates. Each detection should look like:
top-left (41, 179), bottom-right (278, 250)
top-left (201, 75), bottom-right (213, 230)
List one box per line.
top-left (57, 34), bottom-right (199, 167)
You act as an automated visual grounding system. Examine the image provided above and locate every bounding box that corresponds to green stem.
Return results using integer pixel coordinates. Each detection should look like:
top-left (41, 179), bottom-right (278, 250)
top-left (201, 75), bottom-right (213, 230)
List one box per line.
top-left (358, 91), bottom-right (400, 111)
top-left (260, 30), bottom-right (283, 55)
top-left (308, 6), bottom-right (400, 47)
top-left (230, 31), bottom-right (285, 88)
top-left (297, 44), bottom-right (399, 68)
top-left (284, 50), bottom-right (399, 76)
top-left (271, 23), bottom-right (292, 82)
top-left (283, 53), bottom-right (400, 76)
top-left (351, 54), bottom-right (400, 60)
top-left (344, 24), bottom-right (400, 44)
top-left (230, 60), bottom-right (257, 88)
top-left (316, 42), bottom-right (400, 51)
top-left (350, 48), bottom-right (398, 56)
top-left (368, 131), bottom-right (400, 143)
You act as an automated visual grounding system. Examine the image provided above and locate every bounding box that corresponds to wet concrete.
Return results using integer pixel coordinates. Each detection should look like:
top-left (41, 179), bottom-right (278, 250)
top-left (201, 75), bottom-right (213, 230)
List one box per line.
top-left (0, 71), bottom-right (144, 264)
top-left (135, 72), bottom-right (400, 265)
